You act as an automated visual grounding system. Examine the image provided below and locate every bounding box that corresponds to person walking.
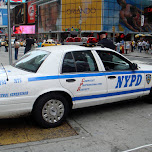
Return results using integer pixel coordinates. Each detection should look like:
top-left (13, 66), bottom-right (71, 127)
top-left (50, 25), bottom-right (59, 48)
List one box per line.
top-left (138, 40), bottom-right (142, 53)
top-left (142, 40), bottom-right (146, 52)
top-left (116, 41), bottom-right (121, 53)
top-left (5, 38), bottom-right (8, 52)
top-left (145, 41), bottom-right (150, 54)
top-left (24, 36), bottom-right (34, 54)
top-left (14, 38), bottom-right (20, 60)
top-left (131, 40), bottom-right (135, 52)
top-left (98, 32), bottom-right (116, 50)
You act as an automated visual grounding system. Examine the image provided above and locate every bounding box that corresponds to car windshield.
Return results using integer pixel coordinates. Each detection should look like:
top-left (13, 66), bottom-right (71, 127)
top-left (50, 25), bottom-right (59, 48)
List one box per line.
top-left (13, 50), bottom-right (49, 72)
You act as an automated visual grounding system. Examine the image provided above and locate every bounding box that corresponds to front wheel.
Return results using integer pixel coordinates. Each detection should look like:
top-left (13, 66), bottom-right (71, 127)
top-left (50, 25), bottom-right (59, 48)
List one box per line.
top-left (32, 93), bottom-right (69, 128)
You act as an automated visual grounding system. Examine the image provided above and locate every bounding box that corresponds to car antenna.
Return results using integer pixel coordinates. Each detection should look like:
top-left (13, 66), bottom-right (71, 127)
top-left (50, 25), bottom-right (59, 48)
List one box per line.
top-left (1, 63), bottom-right (9, 81)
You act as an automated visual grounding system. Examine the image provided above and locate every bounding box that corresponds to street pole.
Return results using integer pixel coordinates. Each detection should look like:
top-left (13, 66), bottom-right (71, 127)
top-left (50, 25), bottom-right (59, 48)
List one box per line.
top-left (79, 6), bottom-right (82, 37)
top-left (7, 0), bottom-right (12, 65)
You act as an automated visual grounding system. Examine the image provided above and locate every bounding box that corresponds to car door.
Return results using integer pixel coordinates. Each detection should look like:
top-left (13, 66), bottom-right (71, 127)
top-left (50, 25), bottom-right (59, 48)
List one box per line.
top-left (59, 50), bottom-right (108, 109)
top-left (95, 50), bottom-right (145, 103)
top-left (45, 42), bottom-right (49, 46)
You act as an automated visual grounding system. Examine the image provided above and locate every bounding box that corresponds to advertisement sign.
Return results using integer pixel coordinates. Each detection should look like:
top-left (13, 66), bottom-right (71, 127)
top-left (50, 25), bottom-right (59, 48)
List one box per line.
top-left (0, 29), bottom-right (3, 34)
top-left (0, 0), bottom-right (5, 6)
top-left (5, 0), bottom-right (26, 3)
top-left (144, 6), bottom-right (152, 23)
top-left (13, 25), bottom-right (35, 34)
top-left (15, 3), bottom-right (26, 24)
top-left (38, 0), bottom-right (61, 33)
top-left (28, 1), bottom-right (36, 24)
top-left (103, 0), bottom-right (152, 33)
top-left (0, 9), bottom-right (8, 26)
top-left (62, 0), bottom-right (102, 32)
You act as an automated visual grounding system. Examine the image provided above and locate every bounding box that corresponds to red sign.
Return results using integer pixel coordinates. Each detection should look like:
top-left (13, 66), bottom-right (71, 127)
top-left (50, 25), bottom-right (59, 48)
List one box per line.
top-left (144, 8), bottom-right (152, 13)
top-left (27, 1), bottom-right (36, 23)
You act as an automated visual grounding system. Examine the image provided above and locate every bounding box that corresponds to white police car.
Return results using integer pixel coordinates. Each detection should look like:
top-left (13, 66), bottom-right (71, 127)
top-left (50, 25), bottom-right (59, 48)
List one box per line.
top-left (0, 45), bottom-right (152, 128)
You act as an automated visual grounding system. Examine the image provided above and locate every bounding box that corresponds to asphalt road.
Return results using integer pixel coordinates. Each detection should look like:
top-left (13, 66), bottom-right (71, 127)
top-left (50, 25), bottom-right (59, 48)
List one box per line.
top-left (0, 47), bottom-right (152, 152)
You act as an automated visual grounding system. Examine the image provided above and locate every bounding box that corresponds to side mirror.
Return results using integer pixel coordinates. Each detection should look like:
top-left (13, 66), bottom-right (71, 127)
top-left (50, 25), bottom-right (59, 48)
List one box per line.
top-left (131, 63), bottom-right (138, 70)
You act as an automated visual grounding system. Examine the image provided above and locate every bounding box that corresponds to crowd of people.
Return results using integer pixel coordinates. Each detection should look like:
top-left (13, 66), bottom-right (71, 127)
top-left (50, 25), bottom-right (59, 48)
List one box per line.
top-left (115, 39), bottom-right (152, 54)
top-left (1, 33), bottom-right (152, 61)
top-left (98, 32), bottom-right (152, 55)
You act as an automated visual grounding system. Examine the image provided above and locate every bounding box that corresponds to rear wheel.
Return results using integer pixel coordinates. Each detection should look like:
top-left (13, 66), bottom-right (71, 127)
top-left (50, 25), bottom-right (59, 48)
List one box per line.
top-left (32, 93), bottom-right (69, 128)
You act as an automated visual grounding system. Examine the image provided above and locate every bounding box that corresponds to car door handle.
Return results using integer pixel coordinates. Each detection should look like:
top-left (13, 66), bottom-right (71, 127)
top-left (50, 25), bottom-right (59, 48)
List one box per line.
top-left (108, 76), bottom-right (116, 79)
top-left (66, 79), bottom-right (76, 82)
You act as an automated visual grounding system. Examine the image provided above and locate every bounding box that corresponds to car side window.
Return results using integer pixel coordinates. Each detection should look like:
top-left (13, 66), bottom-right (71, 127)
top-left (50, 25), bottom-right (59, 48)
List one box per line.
top-left (72, 50), bottom-right (98, 72)
top-left (62, 51), bottom-right (98, 73)
top-left (96, 50), bottom-right (131, 71)
top-left (62, 52), bottom-right (76, 73)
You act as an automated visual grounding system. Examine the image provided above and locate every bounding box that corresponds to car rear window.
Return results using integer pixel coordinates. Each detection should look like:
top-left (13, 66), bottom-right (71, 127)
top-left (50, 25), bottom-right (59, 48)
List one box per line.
top-left (14, 50), bottom-right (49, 72)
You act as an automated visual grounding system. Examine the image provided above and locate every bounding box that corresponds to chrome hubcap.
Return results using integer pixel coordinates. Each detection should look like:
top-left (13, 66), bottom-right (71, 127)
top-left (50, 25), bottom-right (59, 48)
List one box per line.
top-left (42, 99), bottom-right (64, 123)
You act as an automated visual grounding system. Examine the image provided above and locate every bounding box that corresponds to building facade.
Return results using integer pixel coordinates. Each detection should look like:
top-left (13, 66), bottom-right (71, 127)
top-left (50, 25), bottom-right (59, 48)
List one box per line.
top-left (36, 0), bottom-right (152, 40)
top-left (11, 0), bottom-right (152, 41)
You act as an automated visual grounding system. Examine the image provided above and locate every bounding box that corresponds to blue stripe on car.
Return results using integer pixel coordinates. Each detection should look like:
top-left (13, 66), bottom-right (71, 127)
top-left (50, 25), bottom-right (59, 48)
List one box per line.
top-left (72, 88), bottom-right (151, 101)
top-left (28, 71), bottom-right (152, 82)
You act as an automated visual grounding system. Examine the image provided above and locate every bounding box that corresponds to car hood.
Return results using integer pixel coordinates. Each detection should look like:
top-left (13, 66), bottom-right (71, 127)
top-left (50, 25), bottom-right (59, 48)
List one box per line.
top-left (138, 63), bottom-right (152, 71)
top-left (0, 65), bottom-right (30, 77)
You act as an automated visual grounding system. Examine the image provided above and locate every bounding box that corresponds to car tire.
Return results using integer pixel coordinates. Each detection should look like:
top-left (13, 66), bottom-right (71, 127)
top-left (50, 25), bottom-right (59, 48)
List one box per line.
top-left (32, 93), bottom-right (69, 128)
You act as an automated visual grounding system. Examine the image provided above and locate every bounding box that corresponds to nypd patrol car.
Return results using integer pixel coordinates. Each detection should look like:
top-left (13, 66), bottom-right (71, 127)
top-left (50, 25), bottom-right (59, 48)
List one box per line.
top-left (0, 45), bottom-right (152, 128)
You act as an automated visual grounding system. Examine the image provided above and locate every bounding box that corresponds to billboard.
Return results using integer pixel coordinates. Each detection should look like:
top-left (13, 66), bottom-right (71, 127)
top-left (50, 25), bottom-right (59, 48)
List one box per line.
top-left (0, 0), bottom-right (5, 6)
top-left (62, 0), bottom-right (102, 32)
top-left (38, 0), bottom-right (61, 33)
top-left (0, 9), bottom-right (7, 26)
top-left (103, 0), bottom-right (152, 33)
top-left (13, 25), bottom-right (35, 34)
top-left (5, 0), bottom-right (26, 3)
top-left (144, 6), bottom-right (152, 23)
top-left (28, 1), bottom-right (36, 24)
top-left (15, 3), bottom-right (26, 24)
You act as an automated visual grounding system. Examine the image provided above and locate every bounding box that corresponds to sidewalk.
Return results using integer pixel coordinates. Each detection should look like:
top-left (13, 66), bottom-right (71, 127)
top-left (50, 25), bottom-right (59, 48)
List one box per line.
top-left (0, 46), bottom-right (24, 65)
top-left (124, 49), bottom-right (152, 58)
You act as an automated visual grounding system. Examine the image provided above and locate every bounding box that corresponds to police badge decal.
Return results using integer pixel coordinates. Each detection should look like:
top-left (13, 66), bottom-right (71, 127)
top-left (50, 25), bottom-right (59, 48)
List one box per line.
top-left (146, 74), bottom-right (151, 84)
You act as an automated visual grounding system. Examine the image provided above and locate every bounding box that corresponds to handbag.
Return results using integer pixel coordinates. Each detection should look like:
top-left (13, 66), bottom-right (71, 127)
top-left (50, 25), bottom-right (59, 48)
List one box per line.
top-left (14, 42), bottom-right (20, 48)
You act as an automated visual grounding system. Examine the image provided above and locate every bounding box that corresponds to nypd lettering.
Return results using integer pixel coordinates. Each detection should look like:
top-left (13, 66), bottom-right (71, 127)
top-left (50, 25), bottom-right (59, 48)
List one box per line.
top-left (115, 74), bottom-right (142, 88)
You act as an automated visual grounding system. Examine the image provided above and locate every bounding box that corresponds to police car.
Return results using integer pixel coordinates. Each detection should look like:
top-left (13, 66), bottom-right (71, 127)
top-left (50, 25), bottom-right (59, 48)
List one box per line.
top-left (0, 45), bottom-right (152, 128)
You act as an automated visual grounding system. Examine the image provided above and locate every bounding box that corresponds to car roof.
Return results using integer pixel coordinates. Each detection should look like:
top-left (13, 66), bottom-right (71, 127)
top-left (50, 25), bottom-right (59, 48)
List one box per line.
top-left (36, 45), bottom-right (115, 53)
